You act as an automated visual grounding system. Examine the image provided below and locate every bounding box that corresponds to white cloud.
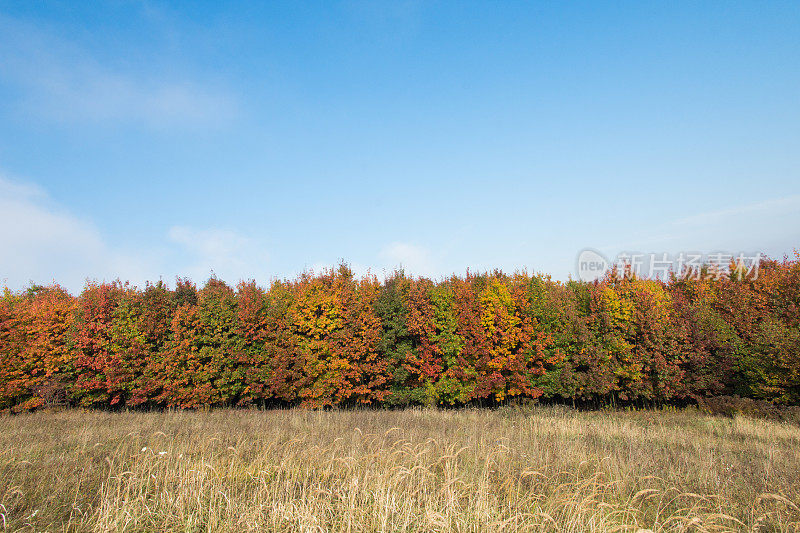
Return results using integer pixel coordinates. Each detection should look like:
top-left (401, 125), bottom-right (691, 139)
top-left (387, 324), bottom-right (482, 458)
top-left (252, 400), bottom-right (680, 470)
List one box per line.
top-left (672, 195), bottom-right (800, 229)
top-left (0, 174), bottom-right (153, 292)
top-left (600, 195), bottom-right (800, 260)
top-left (167, 226), bottom-right (269, 285)
top-left (0, 174), bottom-right (269, 293)
top-left (378, 242), bottom-right (437, 278)
top-left (0, 15), bottom-right (237, 128)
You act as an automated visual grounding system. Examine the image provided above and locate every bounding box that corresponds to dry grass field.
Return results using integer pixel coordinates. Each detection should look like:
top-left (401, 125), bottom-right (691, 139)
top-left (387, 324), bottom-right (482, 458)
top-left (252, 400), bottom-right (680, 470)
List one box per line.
top-left (1, 407), bottom-right (799, 532)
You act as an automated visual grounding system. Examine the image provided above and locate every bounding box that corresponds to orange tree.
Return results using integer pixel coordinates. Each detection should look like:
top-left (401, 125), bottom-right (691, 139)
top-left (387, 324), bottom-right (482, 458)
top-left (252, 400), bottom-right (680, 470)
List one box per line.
top-left (2, 285), bottom-right (76, 411)
top-left (471, 274), bottom-right (554, 402)
top-left (289, 265), bottom-right (388, 407)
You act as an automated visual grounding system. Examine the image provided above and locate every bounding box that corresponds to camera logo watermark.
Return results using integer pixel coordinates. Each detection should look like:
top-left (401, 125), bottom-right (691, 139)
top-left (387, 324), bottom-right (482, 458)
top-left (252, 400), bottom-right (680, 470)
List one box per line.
top-left (576, 249), bottom-right (762, 282)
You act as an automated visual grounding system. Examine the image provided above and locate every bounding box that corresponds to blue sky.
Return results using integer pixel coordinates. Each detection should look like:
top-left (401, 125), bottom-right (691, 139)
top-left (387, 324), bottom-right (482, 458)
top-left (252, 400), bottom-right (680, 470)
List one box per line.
top-left (1, 1), bottom-right (799, 292)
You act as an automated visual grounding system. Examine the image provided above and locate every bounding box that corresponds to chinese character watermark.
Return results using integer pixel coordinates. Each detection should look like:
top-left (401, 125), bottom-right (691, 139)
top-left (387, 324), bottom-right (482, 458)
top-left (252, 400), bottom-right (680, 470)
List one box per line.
top-left (575, 249), bottom-right (762, 282)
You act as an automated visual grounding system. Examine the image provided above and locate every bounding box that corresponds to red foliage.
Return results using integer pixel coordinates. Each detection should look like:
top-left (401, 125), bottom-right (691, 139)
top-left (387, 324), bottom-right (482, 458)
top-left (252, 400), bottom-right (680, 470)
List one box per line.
top-left (2, 255), bottom-right (800, 410)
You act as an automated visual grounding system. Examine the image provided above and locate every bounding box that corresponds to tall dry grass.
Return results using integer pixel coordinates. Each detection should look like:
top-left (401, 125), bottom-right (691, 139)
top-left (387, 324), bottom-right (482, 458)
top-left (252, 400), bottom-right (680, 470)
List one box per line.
top-left (1, 406), bottom-right (799, 532)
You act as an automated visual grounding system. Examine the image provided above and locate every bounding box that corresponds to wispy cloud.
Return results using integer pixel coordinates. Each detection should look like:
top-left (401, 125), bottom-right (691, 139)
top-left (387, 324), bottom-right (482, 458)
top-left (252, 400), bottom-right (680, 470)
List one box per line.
top-left (601, 195), bottom-right (800, 258)
top-left (167, 226), bottom-right (270, 284)
top-left (672, 195), bottom-right (800, 228)
top-left (298, 242), bottom-right (439, 282)
top-left (0, 174), bottom-right (270, 293)
top-left (0, 173), bottom-right (154, 292)
top-left (0, 14), bottom-right (237, 128)
top-left (378, 242), bottom-right (438, 278)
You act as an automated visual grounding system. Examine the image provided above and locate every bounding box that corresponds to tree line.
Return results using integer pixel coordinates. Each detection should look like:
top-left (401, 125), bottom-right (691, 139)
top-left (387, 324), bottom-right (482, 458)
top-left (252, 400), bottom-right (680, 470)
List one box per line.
top-left (1, 256), bottom-right (799, 411)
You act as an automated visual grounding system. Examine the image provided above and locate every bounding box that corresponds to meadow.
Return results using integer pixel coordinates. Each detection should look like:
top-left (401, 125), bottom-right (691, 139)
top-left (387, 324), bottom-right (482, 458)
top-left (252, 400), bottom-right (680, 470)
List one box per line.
top-left (1, 406), bottom-right (799, 532)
